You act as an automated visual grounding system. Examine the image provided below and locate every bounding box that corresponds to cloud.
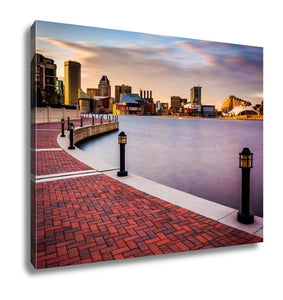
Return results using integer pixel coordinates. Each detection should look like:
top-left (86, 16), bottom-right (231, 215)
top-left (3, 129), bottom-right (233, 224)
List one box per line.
top-left (36, 36), bottom-right (263, 108)
top-left (38, 37), bottom-right (98, 59)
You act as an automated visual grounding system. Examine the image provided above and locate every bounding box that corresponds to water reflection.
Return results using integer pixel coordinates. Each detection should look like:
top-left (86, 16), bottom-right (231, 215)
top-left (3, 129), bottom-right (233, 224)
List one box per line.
top-left (79, 116), bottom-right (263, 217)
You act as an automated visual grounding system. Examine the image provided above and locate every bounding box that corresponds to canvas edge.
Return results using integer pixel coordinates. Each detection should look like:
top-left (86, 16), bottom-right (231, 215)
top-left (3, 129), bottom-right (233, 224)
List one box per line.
top-left (30, 20), bottom-right (37, 269)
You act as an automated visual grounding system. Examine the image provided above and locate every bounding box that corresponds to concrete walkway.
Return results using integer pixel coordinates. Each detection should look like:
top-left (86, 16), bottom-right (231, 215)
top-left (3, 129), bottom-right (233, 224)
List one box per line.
top-left (31, 117), bottom-right (263, 269)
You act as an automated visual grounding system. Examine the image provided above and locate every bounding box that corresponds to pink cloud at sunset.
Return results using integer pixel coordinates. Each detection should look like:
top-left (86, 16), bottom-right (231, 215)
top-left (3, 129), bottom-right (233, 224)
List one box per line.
top-left (36, 22), bottom-right (263, 109)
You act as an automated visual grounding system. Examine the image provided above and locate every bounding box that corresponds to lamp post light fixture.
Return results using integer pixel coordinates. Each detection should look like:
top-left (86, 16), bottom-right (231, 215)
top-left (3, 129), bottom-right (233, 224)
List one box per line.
top-left (80, 116), bottom-right (83, 127)
top-left (117, 131), bottom-right (128, 177)
top-left (68, 122), bottom-right (75, 150)
top-left (237, 147), bottom-right (254, 224)
top-left (100, 115), bottom-right (103, 125)
top-left (67, 117), bottom-right (70, 131)
top-left (60, 118), bottom-right (65, 137)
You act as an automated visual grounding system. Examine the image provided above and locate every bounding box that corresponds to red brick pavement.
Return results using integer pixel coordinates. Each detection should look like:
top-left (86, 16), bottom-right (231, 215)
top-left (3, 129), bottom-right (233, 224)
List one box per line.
top-left (34, 174), bottom-right (262, 269)
top-left (33, 117), bottom-right (110, 149)
top-left (34, 150), bottom-right (92, 176)
top-left (33, 129), bottom-right (63, 149)
top-left (32, 118), bottom-right (262, 269)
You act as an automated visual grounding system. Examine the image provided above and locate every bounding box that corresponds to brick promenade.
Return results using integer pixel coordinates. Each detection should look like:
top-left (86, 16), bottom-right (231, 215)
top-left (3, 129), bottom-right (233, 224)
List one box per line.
top-left (32, 117), bottom-right (262, 269)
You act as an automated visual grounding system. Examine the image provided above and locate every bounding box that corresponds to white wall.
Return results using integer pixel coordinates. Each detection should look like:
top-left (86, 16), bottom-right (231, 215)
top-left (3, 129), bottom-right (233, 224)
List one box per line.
top-left (33, 107), bottom-right (81, 123)
top-left (1, 1), bottom-right (282, 300)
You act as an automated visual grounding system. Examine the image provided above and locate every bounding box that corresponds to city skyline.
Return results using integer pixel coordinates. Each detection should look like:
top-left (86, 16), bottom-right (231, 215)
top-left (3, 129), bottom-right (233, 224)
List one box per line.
top-left (35, 21), bottom-right (263, 110)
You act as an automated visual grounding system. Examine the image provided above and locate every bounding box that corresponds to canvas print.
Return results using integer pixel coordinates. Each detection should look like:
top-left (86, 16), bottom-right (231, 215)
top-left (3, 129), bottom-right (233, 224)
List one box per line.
top-left (31, 20), bottom-right (263, 269)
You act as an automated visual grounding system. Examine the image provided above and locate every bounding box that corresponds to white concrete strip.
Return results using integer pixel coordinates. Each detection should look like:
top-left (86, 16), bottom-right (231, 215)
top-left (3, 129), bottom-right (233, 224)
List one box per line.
top-left (31, 148), bottom-right (63, 152)
top-left (34, 169), bottom-right (100, 183)
top-left (254, 228), bottom-right (263, 237)
top-left (57, 133), bottom-right (117, 171)
top-left (218, 211), bottom-right (263, 236)
top-left (57, 132), bottom-right (263, 238)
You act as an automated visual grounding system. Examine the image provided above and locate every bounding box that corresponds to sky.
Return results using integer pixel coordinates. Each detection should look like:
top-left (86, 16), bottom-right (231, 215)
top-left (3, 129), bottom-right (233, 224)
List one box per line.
top-left (34, 20), bottom-right (263, 110)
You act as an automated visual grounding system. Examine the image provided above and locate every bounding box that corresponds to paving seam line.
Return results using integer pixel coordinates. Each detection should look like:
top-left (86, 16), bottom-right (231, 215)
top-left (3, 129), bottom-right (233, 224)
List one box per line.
top-left (98, 168), bottom-right (120, 173)
top-left (253, 227), bottom-right (264, 235)
top-left (217, 210), bottom-right (236, 222)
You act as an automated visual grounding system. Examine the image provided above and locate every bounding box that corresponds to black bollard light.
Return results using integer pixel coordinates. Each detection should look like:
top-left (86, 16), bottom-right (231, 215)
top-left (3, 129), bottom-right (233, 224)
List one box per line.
top-left (80, 116), bottom-right (83, 127)
top-left (60, 118), bottom-right (65, 137)
top-left (68, 123), bottom-right (75, 150)
top-left (100, 115), bottom-right (103, 124)
top-left (117, 132), bottom-right (128, 177)
top-left (237, 147), bottom-right (254, 224)
top-left (67, 117), bottom-right (70, 131)
top-left (92, 115), bottom-right (94, 126)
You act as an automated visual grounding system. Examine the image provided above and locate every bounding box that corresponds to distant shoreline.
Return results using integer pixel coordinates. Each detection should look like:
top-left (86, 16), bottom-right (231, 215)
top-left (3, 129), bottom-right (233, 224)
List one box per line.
top-left (117, 114), bottom-right (263, 121)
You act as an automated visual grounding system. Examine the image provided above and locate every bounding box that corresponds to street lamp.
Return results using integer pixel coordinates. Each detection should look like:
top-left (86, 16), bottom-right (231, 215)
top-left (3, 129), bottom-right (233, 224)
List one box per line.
top-left (67, 117), bottom-right (70, 131)
top-left (237, 147), bottom-right (254, 224)
top-left (117, 131), bottom-right (128, 177)
top-left (239, 147), bottom-right (253, 168)
top-left (60, 118), bottom-right (65, 137)
top-left (68, 122), bottom-right (75, 150)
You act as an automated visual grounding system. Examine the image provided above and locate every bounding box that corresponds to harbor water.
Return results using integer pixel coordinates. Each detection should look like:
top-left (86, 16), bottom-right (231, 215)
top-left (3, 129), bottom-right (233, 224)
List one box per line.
top-left (79, 116), bottom-right (263, 217)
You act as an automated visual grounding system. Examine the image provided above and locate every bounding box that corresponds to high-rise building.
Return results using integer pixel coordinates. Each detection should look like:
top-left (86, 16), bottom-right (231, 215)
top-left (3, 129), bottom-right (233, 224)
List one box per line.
top-left (32, 53), bottom-right (57, 105)
top-left (190, 86), bottom-right (202, 107)
top-left (171, 96), bottom-right (187, 110)
top-left (56, 78), bottom-right (64, 104)
top-left (87, 88), bottom-right (100, 98)
top-left (64, 61), bottom-right (81, 106)
top-left (78, 89), bottom-right (93, 112)
top-left (98, 75), bottom-right (111, 97)
top-left (115, 84), bottom-right (132, 102)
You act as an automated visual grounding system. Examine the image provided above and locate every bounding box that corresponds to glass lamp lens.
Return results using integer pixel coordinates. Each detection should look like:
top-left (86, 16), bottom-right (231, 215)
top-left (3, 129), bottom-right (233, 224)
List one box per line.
top-left (241, 154), bottom-right (248, 168)
top-left (118, 135), bottom-right (127, 144)
top-left (240, 154), bottom-right (252, 168)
